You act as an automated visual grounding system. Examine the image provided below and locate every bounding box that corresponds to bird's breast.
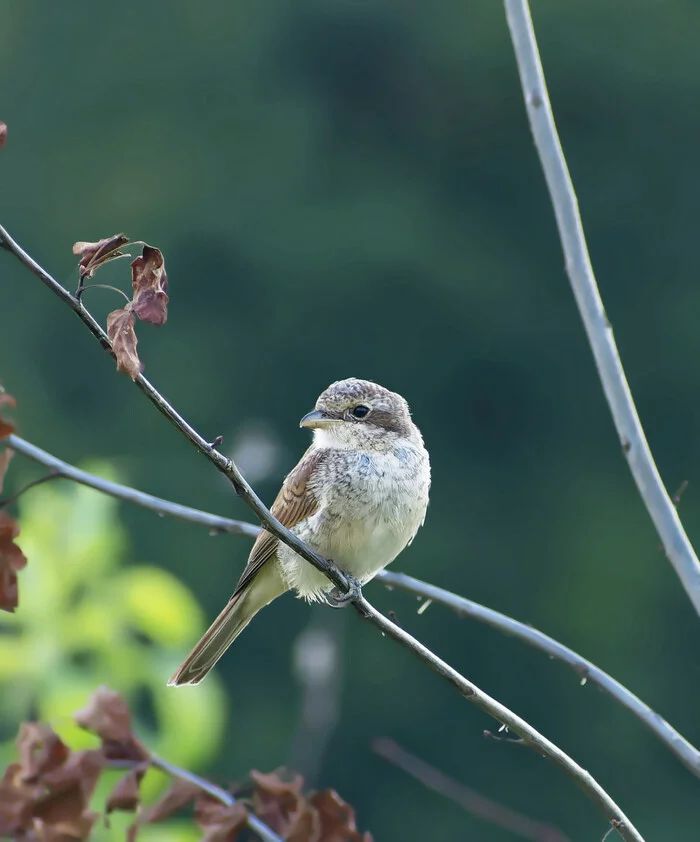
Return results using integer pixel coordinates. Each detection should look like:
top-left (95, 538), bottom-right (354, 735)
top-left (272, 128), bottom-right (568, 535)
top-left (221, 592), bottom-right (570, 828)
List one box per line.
top-left (278, 444), bottom-right (430, 600)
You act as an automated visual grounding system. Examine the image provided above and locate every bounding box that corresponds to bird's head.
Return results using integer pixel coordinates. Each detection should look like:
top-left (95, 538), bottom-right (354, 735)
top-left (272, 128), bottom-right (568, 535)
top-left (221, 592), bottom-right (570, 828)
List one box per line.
top-left (299, 378), bottom-right (417, 451)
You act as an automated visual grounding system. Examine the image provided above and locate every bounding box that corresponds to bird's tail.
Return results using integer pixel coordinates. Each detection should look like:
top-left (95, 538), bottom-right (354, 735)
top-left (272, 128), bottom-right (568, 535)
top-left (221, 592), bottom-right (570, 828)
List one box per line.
top-left (168, 566), bottom-right (286, 686)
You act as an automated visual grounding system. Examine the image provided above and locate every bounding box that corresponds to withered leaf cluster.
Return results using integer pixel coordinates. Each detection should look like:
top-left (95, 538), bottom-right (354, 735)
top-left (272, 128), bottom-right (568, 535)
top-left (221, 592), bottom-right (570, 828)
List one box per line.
top-left (72, 235), bottom-right (169, 380)
top-left (0, 385), bottom-right (25, 614)
top-left (0, 687), bottom-right (373, 842)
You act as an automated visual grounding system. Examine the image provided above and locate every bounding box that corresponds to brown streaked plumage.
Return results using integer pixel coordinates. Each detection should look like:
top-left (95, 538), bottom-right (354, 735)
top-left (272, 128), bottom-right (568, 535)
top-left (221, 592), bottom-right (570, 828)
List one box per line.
top-left (169, 378), bottom-right (430, 686)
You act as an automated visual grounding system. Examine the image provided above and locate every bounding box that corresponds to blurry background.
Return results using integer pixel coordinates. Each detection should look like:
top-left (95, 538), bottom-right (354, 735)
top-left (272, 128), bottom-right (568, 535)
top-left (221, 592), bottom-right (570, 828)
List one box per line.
top-left (2, 1), bottom-right (700, 838)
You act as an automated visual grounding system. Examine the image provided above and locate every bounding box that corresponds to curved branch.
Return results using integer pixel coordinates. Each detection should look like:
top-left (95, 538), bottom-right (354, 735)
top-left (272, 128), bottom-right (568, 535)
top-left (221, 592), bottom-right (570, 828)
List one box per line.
top-left (504, 0), bottom-right (700, 615)
top-left (377, 571), bottom-right (700, 778)
top-left (354, 593), bottom-right (641, 840)
top-left (0, 227), bottom-right (644, 840)
top-left (5, 434), bottom-right (260, 538)
top-left (6, 431), bottom-right (698, 781)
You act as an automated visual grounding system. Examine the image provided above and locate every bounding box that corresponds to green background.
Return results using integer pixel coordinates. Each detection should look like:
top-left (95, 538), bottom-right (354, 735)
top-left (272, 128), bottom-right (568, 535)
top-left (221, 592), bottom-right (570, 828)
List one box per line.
top-left (2, 1), bottom-right (700, 838)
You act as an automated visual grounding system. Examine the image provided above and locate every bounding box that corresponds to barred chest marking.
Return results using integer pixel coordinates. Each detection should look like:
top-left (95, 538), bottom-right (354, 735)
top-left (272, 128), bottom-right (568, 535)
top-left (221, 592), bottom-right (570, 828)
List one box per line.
top-left (277, 445), bottom-right (430, 601)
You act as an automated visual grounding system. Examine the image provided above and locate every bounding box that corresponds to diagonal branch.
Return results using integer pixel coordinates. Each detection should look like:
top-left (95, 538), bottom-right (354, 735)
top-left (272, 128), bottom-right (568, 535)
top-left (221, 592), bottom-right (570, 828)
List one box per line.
top-left (377, 571), bottom-right (700, 779)
top-left (5, 434), bottom-right (260, 538)
top-left (149, 753), bottom-right (282, 842)
top-left (373, 737), bottom-right (571, 842)
top-left (0, 234), bottom-right (643, 838)
top-left (6, 431), bottom-right (698, 780)
top-left (504, 0), bottom-right (700, 616)
top-left (108, 753), bottom-right (283, 842)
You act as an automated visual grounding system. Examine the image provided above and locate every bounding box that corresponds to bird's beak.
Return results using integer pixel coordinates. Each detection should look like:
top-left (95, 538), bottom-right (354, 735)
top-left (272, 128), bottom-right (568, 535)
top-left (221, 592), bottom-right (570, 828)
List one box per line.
top-left (299, 409), bottom-right (337, 429)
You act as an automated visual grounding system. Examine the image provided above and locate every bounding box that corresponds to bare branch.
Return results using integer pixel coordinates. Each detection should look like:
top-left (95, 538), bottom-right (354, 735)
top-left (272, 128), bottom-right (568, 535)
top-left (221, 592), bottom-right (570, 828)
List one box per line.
top-left (0, 228), bottom-right (644, 840)
top-left (373, 737), bottom-right (570, 842)
top-left (504, 0), bottom-right (700, 615)
top-left (378, 570), bottom-right (700, 779)
top-left (107, 753), bottom-right (283, 842)
top-left (354, 593), bottom-right (642, 841)
top-left (7, 431), bottom-right (698, 781)
top-left (149, 754), bottom-right (283, 842)
top-left (6, 434), bottom-right (260, 538)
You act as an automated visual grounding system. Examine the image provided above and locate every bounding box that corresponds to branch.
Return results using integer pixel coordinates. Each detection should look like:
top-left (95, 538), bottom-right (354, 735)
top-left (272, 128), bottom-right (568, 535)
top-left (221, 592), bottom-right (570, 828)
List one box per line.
top-left (0, 225), bottom-right (350, 594)
top-left (106, 753), bottom-right (283, 842)
top-left (352, 593), bottom-right (641, 841)
top-left (373, 737), bottom-right (570, 842)
top-left (5, 434), bottom-right (260, 538)
top-left (378, 571), bottom-right (700, 777)
top-left (0, 229), bottom-right (644, 840)
top-left (504, 0), bottom-right (700, 616)
top-left (149, 754), bottom-right (283, 842)
top-left (7, 432), bottom-right (699, 781)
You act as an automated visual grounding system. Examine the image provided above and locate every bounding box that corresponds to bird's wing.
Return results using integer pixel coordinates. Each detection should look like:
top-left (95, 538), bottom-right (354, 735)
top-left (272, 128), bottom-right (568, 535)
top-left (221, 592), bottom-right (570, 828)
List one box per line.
top-left (232, 447), bottom-right (325, 597)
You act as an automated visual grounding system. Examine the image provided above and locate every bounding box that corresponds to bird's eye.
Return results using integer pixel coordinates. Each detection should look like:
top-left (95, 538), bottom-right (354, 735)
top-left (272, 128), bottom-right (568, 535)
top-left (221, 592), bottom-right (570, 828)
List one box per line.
top-left (351, 404), bottom-right (370, 419)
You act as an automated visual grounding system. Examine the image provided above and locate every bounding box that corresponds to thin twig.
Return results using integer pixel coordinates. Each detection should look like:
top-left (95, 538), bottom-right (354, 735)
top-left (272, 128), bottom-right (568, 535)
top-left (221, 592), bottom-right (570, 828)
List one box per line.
top-left (0, 228), bottom-right (644, 840)
top-left (6, 434), bottom-right (260, 538)
top-left (378, 570), bottom-right (700, 778)
top-left (504, 0), bottom-right (700, 616)
top-left (373, 737), bottom-right (570, 842)
top-left (7, 431), bottom-right (698, 780)
top-left (0, 469), bottom-right (61, 508)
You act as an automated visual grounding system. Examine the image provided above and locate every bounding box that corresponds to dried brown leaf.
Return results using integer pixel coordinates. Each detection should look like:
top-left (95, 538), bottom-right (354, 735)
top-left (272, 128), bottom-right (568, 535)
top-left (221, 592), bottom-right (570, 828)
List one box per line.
top-left (106, 307), bottom-right (143, 380)
top-left (0, 762), bottom-right (38, 835)
top-left (0, 448), bottom-right (13, 494)
top-left (251, 769), bottom-right (303, 801)
top-left (0, 392), bottom-right (16, 438)
top-left (0, 511), bottom-right (27, 612)
top-left (194, 794), bottom-right (248, 842)
top-left (33, 810), bottom-right (99, 841)
top-left (106, 765), bottom-right (147, 814)
top-left (72, 234), bottom-right (130, 282)
top-left (285, 802), bottom-right (319, 842)
top-left (309, 790), bottom-right (371, 842)
top-left (137, 778), bottom-right (200, 825)
top-left (251, 769), bottom-right (305, 835)
top-left (73, 687), bottom-right (149, 762)
top-left (74, 687), bottom-right (132, 742)
top-left (39, 749), bottom-right (105, 806)
top-left (131, 245), bottom-right (168, 325)
top-left (16, 723), bottom-right (70, 783)
top-left (0, 122), bottom-right (6, 149)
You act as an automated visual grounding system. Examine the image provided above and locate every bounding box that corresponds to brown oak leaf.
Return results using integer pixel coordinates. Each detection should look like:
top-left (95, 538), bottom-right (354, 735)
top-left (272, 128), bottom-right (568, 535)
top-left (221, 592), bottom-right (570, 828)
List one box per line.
top-left (0, 391), bottom-right (16, 438)
top-left (131, 245), bottom-right (168, 325)
top-left (72, 234), bottom-right (130, 282)
top-left (0, 448), bottom-right (13, 494)
top-left (0, 122), bottom-right (6, 149)
top-left (106, 307), bottom-right (143, 380)
top-left (0, 511), bottom-right (27, 612)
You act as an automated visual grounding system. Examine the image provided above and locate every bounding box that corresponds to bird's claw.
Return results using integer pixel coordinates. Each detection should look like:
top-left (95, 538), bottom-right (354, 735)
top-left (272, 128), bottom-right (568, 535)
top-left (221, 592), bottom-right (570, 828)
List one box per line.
top-left (326, 573), bottom-right (363, 608)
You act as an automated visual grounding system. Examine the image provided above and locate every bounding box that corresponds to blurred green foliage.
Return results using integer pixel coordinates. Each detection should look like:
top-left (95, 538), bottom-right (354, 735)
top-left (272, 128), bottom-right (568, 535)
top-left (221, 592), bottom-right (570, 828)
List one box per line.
top-left (0, 476), bottom-right (226, 839)
top-left (2, 1), bottom-right (700, 839)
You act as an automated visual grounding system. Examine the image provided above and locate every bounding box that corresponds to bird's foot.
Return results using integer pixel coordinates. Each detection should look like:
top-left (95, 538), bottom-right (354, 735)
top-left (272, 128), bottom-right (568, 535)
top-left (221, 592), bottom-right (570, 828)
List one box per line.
top-left (326, 573), bottom-right (363, 608)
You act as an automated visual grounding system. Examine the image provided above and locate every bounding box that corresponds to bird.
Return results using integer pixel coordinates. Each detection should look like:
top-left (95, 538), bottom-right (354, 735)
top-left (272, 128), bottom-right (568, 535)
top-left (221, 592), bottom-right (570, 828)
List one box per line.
top-left (169, 377), bottom-right (431, 686)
